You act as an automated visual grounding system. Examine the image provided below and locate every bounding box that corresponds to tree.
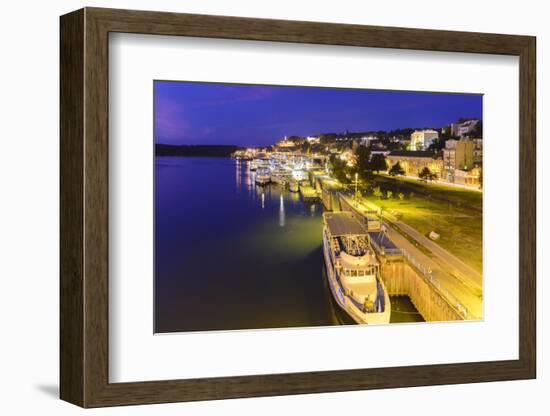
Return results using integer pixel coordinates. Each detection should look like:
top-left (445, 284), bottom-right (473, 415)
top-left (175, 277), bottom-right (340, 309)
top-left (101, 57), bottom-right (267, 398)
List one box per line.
top-left (419, 167), bottom-right (429, 181)
top-left (428, 137), bottom-right (447, 151)
top-left (301, 141), bottom-right (311, 154)
top-left (319, 133), bottom-right (338, 144)
top-left (470, 120), bottom-right (482, 138)
top-left (330, 155), bottom-right (351, 184)
top-left (388, 161), bottom-right (405, 176)
top-left (440, 125), bottom-right (452, 139)
top-left (398, 192), bottom-right (405, 201)
top-left (418, 167), bottom-right (437, 182)
top-left (373, 186), bottom-right (383, 199)
top-left (354, 145), bottom-right (371, 180)
top-left (386, 190), bottom-right (393, 199)
top-left (369, 153), bottom-right (387, 173)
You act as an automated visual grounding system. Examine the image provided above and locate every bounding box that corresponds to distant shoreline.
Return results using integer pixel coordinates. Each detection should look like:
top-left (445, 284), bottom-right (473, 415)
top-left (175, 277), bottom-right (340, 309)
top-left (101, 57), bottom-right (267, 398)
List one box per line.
top-left (155, 144), bottom-right (241, 157)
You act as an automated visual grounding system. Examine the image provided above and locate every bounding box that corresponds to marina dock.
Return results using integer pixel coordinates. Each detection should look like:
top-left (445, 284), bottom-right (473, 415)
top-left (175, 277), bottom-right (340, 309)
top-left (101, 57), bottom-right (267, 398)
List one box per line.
top-left (300, 185), bottom-right (319, 201)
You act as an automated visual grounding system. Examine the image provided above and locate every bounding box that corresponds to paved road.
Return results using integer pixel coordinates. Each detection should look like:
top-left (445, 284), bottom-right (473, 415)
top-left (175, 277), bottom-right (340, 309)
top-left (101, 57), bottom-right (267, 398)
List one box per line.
top-left (359, 198), bottom-right (482, 292)
top-left (341, 195), bottom-right (483, 319)
top-left (381, 220), bottom-right (483, 319)
top-left (390, 218), bottom-right (482, 289)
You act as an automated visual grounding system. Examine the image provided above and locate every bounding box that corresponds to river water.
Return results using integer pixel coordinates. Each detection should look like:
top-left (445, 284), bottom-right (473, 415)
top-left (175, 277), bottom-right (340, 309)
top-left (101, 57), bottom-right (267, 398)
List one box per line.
top-left (155, 157), bottom-right (421, 333)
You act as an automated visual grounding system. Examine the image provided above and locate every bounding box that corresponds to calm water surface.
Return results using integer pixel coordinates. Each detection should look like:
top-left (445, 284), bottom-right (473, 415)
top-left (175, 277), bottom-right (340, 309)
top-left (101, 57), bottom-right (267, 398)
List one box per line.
top-left (155, 157), bottom-right (420, 333)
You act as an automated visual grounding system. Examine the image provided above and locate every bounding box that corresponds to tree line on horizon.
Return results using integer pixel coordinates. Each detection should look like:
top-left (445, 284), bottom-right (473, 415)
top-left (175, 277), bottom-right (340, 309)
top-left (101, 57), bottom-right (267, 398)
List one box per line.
top-left (155, 143), bottom-right (242, 157)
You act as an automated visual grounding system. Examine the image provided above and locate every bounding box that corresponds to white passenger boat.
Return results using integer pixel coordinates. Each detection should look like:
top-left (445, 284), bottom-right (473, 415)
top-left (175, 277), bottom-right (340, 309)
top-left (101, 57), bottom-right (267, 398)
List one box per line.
top-left (249, 158), bottom-right (267, 170)
top-left (255, 168), bottom-right (271, 185)
top-left (292, 169), bottom-right (310, 182)
top-left (270, 166), bottom-right (292, 185)
top-left (322, 212), bottom-right (391, 325)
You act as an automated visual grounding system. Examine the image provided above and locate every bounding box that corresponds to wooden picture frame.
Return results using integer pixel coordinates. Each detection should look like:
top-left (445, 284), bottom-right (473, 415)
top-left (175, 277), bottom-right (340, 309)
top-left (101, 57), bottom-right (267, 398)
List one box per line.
top-left (60, 7), bottom-right (536, 408)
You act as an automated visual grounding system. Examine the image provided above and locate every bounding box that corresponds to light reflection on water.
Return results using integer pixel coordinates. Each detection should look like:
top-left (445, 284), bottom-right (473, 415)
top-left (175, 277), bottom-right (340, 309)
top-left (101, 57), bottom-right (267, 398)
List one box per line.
top-left (279, 194), bottom-right (285, 227)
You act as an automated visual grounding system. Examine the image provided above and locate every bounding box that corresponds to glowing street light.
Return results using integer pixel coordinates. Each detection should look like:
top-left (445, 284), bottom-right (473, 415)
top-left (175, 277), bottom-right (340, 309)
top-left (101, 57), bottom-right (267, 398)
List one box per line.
top-left (354, 172), bottom-right (359, 206)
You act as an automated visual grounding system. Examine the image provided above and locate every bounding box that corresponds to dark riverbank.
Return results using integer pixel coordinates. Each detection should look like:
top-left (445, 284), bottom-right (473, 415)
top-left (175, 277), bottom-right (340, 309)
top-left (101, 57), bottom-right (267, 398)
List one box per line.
top-left (155, 144), bottom-right (242, 157)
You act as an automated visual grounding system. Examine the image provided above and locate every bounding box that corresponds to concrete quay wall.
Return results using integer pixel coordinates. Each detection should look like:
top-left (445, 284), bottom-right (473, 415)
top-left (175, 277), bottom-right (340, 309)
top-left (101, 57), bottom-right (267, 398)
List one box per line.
top-left (380, 260), bottom-right (462, 322)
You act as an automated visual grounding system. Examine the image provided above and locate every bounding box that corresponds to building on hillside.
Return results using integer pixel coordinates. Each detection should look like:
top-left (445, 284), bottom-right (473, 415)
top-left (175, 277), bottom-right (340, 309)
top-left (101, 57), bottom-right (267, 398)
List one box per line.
top-left (472, 138), bottom-right (483, 163)
top-left (410, 129), bottom-right (439, 150)
top-left (360, 136), bottom-right (378, 146)
top-left (276, 137), bottom-right (297, 148)
top-left (306, 136), bottom-right (320, 144)
top-left (370, 150), bottom-right (391, 159)
top-left (442, 139), bottom-right (475, 183)
top-left (386, 150), bottom-right (443, 178)
top-left (453, 166), bottom-right (482, 188)
top-left (450, 119), bottom-right (480, 137)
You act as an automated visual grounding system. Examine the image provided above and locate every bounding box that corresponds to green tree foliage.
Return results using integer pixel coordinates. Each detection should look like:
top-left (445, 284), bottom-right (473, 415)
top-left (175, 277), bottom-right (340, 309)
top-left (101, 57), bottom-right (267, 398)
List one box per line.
top-left (330, 155), bottom-right (351, 184)
top-left (287, 135), bottom-right (305, 143)
top-left (428, 137), bottom-right (447, 151)
top-left (373, 186), bottom-right (383, 199)
top-left (470, 120), bottom-right (482, 138)
top-left (388, 161), bottom-right (406, 176)
top-left (388, 128), bottom-right (415, 138)
top-left (418, 167), bottom-right (437, 182)
top-left (440, 125), bottom-right (452, 139)
top-left (354, 145), bottom-right (371, 180)
top-left (301, 141), bottom-right (311, 154)
top-left (319, 133), bottom-right (338, 144)
top-left (398, 192), bottom-right (405, 201)
top-left (369, 153), bottom-right (388, 173)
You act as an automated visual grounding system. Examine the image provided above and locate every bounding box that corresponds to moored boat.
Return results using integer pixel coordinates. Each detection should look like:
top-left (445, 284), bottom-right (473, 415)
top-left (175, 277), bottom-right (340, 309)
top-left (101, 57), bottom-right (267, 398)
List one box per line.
top-left (322, 212), bottom-right (391, 325)
top-left (292, 169), bottom-right (309, 182)
top-left (270, 166), bottom-right (292, 185)
top-left (255, 168), bottom-right (271, 185)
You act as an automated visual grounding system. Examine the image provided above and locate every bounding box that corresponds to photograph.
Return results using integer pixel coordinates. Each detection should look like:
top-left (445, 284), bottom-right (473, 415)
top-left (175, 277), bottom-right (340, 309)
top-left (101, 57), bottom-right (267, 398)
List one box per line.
top-left (1, 0), bottom-right (541, 412)
top-left (153, 81), bottom-right (483, 333)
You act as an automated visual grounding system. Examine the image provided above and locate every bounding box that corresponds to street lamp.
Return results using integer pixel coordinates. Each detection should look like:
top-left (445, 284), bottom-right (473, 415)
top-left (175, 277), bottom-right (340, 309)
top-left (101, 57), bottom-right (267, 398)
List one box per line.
top-left (354, 172), bottom-right (358, 205)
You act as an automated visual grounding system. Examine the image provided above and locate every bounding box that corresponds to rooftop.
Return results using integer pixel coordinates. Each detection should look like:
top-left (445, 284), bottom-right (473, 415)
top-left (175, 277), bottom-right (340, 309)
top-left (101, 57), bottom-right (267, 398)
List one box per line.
top-left (413, 129), bottom-right (438, 133)
top-left (324, 212), bottom-right (366, 236)
top-left (388, 150), bottom-right (438, 158)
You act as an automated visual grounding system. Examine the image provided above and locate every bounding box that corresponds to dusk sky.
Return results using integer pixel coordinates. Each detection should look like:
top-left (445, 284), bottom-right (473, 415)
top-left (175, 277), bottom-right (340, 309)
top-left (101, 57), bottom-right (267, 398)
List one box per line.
top-left (154, 81), bottom-right (482, 147)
